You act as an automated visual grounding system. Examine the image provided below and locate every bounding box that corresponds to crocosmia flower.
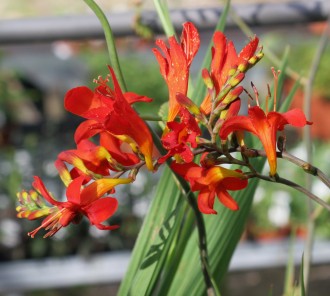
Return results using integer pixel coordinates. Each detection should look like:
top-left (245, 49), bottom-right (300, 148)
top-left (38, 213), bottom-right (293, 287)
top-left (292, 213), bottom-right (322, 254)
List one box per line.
top-left (220, 106), bottom-right (312, 176)
top-left (17, 175), bottom-right (132, 238)
top-left (171, 162), bottom-right (248, 214)
top-left (153, 22), bottom-right (200, 122)
top-left (159, 107), bottom-right (201, 164)
top-left (64, 67), bottom-right (155, 171)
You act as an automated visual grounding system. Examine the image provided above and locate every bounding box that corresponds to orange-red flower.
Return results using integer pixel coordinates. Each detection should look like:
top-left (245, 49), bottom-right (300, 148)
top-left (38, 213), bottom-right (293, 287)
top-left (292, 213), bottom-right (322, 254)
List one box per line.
top-left (64, 67), bottom-right (154, 171)
top-left (220, 106), bottom-right (312, 176)
top-left (153, 22), bottom-right (200, 122)
top-left (17, 175), bottom-right (132, 238)
top-left (159, 107), bottom-right (201, 164)
top-left (171, 162), bottom-right (248, 214)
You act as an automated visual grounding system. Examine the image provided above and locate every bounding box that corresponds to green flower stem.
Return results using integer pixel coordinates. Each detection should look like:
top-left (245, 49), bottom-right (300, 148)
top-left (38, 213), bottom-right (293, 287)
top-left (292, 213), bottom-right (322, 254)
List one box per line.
top-left (153, 0), bottom-right (176, 38)
top-left (140, 115), bottom-right (163, 122)
top-left (83, 0), bottom-right (127, 91)
top-left (247, 173), bottom-right (330, 212)
top-left (281, 151), bottom-right (330, 189)
top-left (173, 174), bottom-right (219, 296)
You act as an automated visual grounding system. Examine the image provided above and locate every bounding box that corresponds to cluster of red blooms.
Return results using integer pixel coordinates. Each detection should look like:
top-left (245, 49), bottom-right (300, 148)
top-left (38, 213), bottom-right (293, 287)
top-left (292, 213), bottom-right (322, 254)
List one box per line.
top-left (16, 22), bottom-right (311, 237)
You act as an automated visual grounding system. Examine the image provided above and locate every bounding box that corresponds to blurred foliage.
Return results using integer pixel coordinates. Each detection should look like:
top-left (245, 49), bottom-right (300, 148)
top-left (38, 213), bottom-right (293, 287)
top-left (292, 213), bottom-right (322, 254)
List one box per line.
top-left (248, 140), bottom-right (330, 240)
top-left (264, 30), bottom-right (330, 98)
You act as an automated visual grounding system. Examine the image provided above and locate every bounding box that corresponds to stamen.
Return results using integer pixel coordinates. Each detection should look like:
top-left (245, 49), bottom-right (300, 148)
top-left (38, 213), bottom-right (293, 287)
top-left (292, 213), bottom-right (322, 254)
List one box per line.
top-left (265, 84), bottom-right (271, 114)
top-left (243, 88), bottom-right (254, 108)
top-left (271, 67), bottom-right (281, 111)
top-left (251, 82), bottom-right (259, 106)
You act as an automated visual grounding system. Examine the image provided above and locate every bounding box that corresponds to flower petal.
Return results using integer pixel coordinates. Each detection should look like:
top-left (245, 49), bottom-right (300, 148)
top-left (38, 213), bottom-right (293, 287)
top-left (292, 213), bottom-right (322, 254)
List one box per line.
top-left (66, 176), bottom-right (85, 204)
top-left (216, 188), bottom-right (239, 211)
top-left (280, 108), bottom-right (312, 128)
top-left (80, 178), bottom-right (132, 205)
top-left (84, 197), bottom-right (118, 225)
top-left (64, 86), bottom-right (94, 117)
top-left (221, 176), bottom-right (248, 191)
top-left (219, 115), bottom-right (256, 140)
top-left (32, 176), bottom-right (62, 206)
top-left (198, 189), bottom-right (217, 214)
top-left (74, 120), bottom-right (104, 144)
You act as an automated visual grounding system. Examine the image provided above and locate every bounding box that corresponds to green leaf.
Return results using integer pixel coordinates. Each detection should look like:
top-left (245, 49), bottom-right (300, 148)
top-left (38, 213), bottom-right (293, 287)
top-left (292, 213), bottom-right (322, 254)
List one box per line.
top-left (117, 167), bottom-right (182, 295)
top-left (283, 232), bottom-right (295, 295)
top-left (300, 254), bottom-right (306, 296)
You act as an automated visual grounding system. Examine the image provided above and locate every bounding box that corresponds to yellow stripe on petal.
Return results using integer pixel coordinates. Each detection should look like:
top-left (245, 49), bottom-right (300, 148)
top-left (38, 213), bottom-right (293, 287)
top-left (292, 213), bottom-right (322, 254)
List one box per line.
top-left (111, 134), bottom-right (139, 153)
top-left (206, 166), bottom-right (244, 184)
top-left (82, 178), bottom-right (133, 203)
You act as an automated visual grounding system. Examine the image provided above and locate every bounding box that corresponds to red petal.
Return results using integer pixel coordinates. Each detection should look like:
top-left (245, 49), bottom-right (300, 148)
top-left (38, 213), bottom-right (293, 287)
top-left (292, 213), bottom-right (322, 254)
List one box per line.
top-left (198, 189), bottom-right (217, 214)
top-left (281, 109), bottom-right (311, 127)
top-left (216, 188), bottom-right (239, 211)
top-left (66, 176), bottom-right (85, 204)
top-left (124, 92), bottom-right (153, 104)
top-left (222, 176), bottom-right (248, 191)
top-left (32, 176), bottom-right (62, 206)
top-left (219, 115), bottom-right (256, 140)
top-left (74, 120), bottom-right (104, 144)
top-left (64, 86), bottom-right (94, 117)
top-left (85, 197), bottom-right (118, 224)
top-left (59, 209), bottom-right (76, 227)
top-left (181, 22), bottom-right (200, 67)
top-left (152, 44), bottom-right (168, 79)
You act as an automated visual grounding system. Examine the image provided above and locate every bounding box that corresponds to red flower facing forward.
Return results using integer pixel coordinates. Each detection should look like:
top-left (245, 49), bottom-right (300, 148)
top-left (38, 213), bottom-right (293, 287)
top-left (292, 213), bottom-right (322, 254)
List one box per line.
top-left (220, 106), bottom-right (312, 176)
top-left (17, 176), bottom-right (132, 237)
top-left (171, 162), bottom-right (248, 214)
top-left (200, 32), bottom-right (260, 115)
top-left (153, 22), bottom-right (200, 122)
top-left (64, 67), bottom-right (155, 171)
top-left (158, 107), bottom-right (201, 164)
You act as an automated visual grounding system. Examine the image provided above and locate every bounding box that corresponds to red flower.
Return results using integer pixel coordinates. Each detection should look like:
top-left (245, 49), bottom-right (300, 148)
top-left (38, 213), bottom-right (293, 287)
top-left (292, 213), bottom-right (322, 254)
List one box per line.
top-left (159, 107), bottom-right (201, 164)
top-left (18, 176), bottom-right (132, 238)
top-left (220, 106), bottom-right (312, 176)
top-left (64, 67), bottom-right (155, 170)
top-left (55, 139), bottom-right (125, 186)
top-left (153, 22), bottom-right (200, 122)
top-left (171, 162), bottom-right (248, 214)
top-left (200, 33), bottom-right (260, 115)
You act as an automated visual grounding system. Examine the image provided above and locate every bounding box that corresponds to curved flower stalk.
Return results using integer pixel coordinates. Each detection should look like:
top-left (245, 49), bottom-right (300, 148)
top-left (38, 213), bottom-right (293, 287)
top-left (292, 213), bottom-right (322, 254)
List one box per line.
top-left (17, 175), bottom-right (132, 238)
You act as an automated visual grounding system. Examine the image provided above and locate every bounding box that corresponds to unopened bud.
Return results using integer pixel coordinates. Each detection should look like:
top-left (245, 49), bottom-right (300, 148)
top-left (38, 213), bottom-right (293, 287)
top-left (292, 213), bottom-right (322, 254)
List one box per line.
top-left (229, 73), bottom-right (245, 87)
top-left (202, 68), bottom-right (214, 89)
top-left (238, 62), bottom-right (248, 72)
top-left (228, 66), bottom-right (238, 76)
top-left (222, 86), bottom-right (243, 105)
